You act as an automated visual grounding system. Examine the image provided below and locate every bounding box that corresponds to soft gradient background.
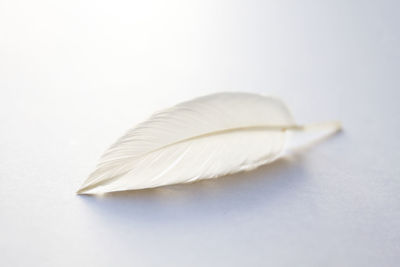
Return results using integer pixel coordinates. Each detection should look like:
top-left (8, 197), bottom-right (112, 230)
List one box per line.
top-left (1, 1), bottom-right (399, 266)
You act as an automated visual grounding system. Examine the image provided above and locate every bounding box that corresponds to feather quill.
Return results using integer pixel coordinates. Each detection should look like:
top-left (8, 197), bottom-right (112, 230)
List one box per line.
top-left (77, 92), bottom-right (341, 194)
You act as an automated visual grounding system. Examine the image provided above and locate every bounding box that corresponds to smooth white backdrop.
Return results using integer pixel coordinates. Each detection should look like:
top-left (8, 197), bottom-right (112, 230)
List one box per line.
top-left (1, 1), bottom-right (399, 266)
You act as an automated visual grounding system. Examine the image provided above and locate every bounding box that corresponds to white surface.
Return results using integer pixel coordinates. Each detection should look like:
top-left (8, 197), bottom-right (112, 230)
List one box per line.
top-left (1, 1), bottom-right (399, 266)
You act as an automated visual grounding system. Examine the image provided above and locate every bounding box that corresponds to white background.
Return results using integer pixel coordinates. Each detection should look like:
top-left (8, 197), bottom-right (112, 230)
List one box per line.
top-left (1, 1), bottom-right (399, 266)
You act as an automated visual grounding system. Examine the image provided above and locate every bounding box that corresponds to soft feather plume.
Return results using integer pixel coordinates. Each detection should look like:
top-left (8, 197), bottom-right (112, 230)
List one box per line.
top-left (77, 92), bottom-right (341, 194)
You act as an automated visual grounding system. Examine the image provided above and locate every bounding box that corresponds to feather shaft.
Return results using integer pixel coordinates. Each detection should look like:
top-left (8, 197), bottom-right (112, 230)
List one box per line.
top-left (77, 93), bottom-right (341, 194)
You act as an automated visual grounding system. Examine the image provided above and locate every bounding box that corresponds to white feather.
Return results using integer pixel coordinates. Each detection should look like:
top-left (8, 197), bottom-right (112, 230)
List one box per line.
top-left (77, 92), bottom-right (340, 194)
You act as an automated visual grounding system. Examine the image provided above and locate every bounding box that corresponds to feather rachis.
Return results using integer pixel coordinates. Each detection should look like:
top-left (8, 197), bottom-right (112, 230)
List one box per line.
top-left (77, 93), bottom-right (340, 194)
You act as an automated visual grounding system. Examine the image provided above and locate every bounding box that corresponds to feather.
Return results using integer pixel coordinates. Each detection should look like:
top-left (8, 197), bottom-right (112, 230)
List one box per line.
top-left (77, 92), bottom-right (341, 194)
